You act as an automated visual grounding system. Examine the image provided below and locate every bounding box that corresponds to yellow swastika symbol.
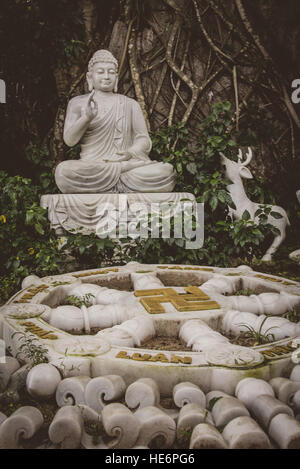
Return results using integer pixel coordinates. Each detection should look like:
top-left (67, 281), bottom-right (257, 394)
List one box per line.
top-left (134, 286), bottom-right (220, 314)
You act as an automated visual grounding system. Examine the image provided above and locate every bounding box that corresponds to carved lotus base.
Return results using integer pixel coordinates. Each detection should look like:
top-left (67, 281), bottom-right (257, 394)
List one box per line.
top-left (40, 192), bottom-right (196, 236)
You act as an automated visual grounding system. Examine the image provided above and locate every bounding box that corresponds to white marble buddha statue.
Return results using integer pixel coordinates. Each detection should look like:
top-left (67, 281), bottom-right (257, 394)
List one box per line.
top-left (55, 49), bottom-right (176, 193)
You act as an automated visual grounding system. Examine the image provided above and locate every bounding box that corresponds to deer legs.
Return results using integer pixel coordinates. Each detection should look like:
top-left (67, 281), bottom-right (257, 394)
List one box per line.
top-left (262, 230), bottom-right (286, 262)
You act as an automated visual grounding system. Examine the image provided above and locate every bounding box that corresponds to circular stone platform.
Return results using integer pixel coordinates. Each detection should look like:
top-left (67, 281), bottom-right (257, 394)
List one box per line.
top-left (1, 262), bottom-right (300, 396)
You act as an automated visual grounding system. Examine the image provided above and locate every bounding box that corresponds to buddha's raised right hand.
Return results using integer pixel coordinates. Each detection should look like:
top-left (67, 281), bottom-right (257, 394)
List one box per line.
top-left (83, 91), bottom-right (98, 122)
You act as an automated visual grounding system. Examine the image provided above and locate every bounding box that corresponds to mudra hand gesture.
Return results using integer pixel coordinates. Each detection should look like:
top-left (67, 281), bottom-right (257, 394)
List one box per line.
top-left (84, 90), bottom-right (98, 122)
top-left (103, 150), bottom-right (132, 163)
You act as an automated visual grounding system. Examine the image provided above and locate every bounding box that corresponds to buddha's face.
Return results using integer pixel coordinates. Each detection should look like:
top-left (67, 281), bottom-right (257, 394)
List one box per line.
top-left (87, 61), bottom-right (117, 92)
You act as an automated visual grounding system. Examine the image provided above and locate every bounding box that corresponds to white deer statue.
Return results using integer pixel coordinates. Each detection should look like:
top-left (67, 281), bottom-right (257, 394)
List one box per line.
top-left (220, 147), bottom-right (290, 261)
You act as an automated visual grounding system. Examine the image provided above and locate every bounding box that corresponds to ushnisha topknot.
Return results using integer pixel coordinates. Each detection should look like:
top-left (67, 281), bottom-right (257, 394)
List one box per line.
top-left (88, 49), bottom-right (118, 72)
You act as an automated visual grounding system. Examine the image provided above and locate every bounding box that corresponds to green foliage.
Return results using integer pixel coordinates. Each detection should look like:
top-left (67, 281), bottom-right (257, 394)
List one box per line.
top-left (237, 316), bottom-right (278, 345)
top-left (65, 293), bottom-right (95, 308)
top-left (62, 39), bottom-right (86, 65)
top-left (149, 101), bottom-right (280, 266)
top-left (234, 288), bottom-right (254, 296)
top-left (283, 309), bottom-right (300, 323)
top-left (0, 171), bottom-right (63, 283)
top-left (207, 396), bottom-right (223, 411)
top-left (14, 332), bottom-right (49, 366)
top-left (0, 273), bottom-right (21, 305)
top-left (0, 171), bottom-right (118, 303)
top-left (25, 142), bottom-right (58, 193)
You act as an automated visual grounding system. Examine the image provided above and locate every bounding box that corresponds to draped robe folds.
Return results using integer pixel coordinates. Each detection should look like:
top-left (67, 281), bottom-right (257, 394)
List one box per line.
top-left (55, 94), bottom-right (176, 194)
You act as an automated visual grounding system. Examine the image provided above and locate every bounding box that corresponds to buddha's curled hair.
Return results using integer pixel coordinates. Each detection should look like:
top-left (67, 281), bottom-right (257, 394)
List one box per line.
top-left (88, 49), bottom-right (118, 72)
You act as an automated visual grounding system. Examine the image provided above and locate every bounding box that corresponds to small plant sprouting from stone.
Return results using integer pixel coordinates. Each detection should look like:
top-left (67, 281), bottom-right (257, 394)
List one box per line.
top-left (84, 419), bottom-right (104, 446)
top-left (13, 332), bottom-right (49, 366)
top-left (237, 316), bottom-right (278, 346)
top-left (207, 396), bottom-right (223, 412)
top-left (283, 309), bottom-right (300, 324)
top-left (177, 427), bottom-right (193, 443)
top-left (56, 357), bottom-right (81, 375)
top-left (65, 293), bottom-right (95, 308)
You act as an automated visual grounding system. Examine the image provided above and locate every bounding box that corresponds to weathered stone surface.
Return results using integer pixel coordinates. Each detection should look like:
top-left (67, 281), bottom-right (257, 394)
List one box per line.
top-left (0, 406), bottom-right (43, 449)
top-left (269, 377), bottom-right (300, 404)
top-left (177, 403), bottom-right (214, 444)
top-left (0, 412), bottom-right (7, 426)
top-left (9, 364), bottom-right (31, 391)
top-left (0, 357), bottom-right (20, 391)
top-left (102, 403), bottom-right (140, 449)
top-left (189, 423), bottom-right (227, 449)
top-left (125, 378), bottom-right (160, 410)
top-left (134, 406), bottom-right (176, 449)
top-left (84, 375), bottom-right (126, 412)
top-left (235, 378), bottom-right (275, 408)
top-left (222, 416), bottom-right (271, 449)
top-left (173, 382), bottom-right (206, 408)
top-left (206, 390), bottom-right (231, 407)
top-left (48, 406), bottom-right (84, 449)
top-left (211, 396), bottom-right (250, 428)
top-left (250, 394), bottom-right (294, 430)
top-left (269, 413), bottom-right (300, 449)
top-left (290, 365), bottom-right (300, 381)
top-left (56, 376), bottom-right (91, 406)
top-left (26, 364), bottom-right (62, 400)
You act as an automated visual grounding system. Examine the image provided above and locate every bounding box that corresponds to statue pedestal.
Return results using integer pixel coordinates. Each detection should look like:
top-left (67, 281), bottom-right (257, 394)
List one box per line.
top-left (41, 193), bottom-right (196, 238)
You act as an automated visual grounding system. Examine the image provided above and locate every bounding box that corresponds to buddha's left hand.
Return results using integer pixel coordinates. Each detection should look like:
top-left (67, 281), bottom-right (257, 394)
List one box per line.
top-left (102, 151), bottom-right (131, 163)
top-left (113, 151), bottom-right (132, 162)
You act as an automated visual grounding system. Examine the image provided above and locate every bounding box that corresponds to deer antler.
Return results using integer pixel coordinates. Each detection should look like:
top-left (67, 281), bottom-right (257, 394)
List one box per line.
top-left (238, 147), bottom-right (253, 166)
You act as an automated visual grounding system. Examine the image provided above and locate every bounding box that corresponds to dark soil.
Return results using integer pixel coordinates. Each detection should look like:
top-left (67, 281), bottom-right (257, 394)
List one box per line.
top-left (226, 332), bottom-right (272, 347)
top-left (139, 336), bottom-right (191, 352)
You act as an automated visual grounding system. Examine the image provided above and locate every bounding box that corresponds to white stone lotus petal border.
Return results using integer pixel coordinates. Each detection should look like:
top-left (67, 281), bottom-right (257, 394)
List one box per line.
top-left (134, 406), bottom-right (176, 448)
top-left (102, 403), bottom-right (141, 449)
top-left (173, 382), bottom-right (206, 408)
top-left (125, 377), bottom-right (160, 410)
top-left (56, 376), bottom-right (91, 407)
top-left (48, 406), bottom-right (84, 449)
top-left (1, 368), bottom-right (300, 448)
top-left (211, 396), bottom-right (250, 428)
top-left (222, 415), bottom-right (271, 449)
top-left (177, 403), bottom-right (214, 444)
top-left (189, 423), bottom-right (228, 449)
top-left (84, 375), bottom-right (126, 412)
top-left (0, 406), bottom-right (44, 449)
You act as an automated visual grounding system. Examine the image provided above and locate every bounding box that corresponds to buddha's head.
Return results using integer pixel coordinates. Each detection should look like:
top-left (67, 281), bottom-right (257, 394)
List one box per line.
top-left (87, 50), bottom-right (118, 93)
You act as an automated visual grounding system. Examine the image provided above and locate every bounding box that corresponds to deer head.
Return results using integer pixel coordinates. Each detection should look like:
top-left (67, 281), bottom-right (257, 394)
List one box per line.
top-left (220, 147), bottom-right (253, 183)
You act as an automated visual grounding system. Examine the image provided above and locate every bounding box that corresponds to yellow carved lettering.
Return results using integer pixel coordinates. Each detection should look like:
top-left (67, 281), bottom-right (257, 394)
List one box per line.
top-left (171, 355), bottom-right (192, 364)
top-left (132, 353), bottom-right (152, 361)
top-left (116, 351), bottom-right (130, 359)
top-left (149, 353), bottom-right (168, 363)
